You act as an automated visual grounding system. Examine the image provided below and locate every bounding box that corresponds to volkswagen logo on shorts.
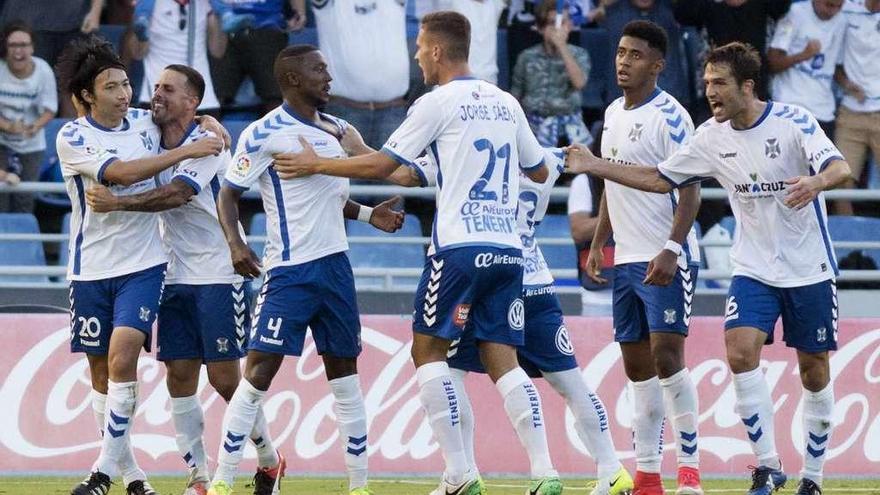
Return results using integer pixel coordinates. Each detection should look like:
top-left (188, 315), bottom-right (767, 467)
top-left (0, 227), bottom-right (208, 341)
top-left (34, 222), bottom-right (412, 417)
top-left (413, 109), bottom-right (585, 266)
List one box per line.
top-left (475, 252), bottom-right (495, 268)
top-left (555, 325), bottom-right (575, 356)
top-left (508, 298), bottom-right (525, 331)
top-left (460, 201), bottom-right (481, 216)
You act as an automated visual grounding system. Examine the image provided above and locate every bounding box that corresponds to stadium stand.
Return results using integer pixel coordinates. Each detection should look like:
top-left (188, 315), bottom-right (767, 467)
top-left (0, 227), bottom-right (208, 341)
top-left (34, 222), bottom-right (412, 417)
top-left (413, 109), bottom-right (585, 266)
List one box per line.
top-left (828, 216), bottom-right (880, 265)
top-left (0, 213), bottom-right (49, 283)
top-left (36, 118), bottom-right (72, 209)
top-left (346, 214), bottom-right (424, 290)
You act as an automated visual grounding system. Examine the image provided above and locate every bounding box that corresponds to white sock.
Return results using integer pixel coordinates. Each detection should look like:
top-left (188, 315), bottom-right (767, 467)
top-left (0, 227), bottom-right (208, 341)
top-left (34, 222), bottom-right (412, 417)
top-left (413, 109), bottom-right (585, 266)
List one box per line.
top-left (330, 374), bottom-right (369, 491)
top-left (801, 383), bottom-right (834, 486)
top-left (92, 390), bottom-right (146, 485)
top-left (631, 377), bottom-right (664, 474)
top-left (250, 410), bottom-right (279, 468)
top-left (213, 379), bottom-right (265, 487)
top-left (543, 369), bottom-right (622, 478)
top-left (496, 367), bottom-right (557, 479)
top-left (733, 368), bottom-right (780, 470)
top-left (659, 368), bottom-right (700, 469)
top-left (416, 361), bottom-right (470, 484)
top-left (449, 368), bottom-right (478, 474)
top-left (93, 381), bottom-right (138, 477)
top-left (171, 395), bottom-right (209, 479)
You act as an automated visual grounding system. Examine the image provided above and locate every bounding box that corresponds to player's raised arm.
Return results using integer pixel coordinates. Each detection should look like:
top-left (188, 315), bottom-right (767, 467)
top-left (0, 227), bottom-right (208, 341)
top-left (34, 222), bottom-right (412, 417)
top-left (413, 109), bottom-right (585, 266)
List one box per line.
top-left (86, 179), bottom-right (195, 212)
top-left (273, 137), bottom-right (400, 180)
top-left (101, 136), bottom-right (223, 186)
top-left (565, 143), bottom-right (674, 193)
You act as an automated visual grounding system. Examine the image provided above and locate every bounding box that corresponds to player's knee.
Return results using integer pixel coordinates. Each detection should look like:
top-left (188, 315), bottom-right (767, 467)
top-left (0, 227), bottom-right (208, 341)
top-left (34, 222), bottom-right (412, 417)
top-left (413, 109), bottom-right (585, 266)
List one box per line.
top-left (726, 345), bottom-right (760, 374)
top-left (798, 354), bottom-right (831, 392)
top-left (653, 353), bottom-right (684, 379)
top-left (208, 374), bottom-right (239, 401)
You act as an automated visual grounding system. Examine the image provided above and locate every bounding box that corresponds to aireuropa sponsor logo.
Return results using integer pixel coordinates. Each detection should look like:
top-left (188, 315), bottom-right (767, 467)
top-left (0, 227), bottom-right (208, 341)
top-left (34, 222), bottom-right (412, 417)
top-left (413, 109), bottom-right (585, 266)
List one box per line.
top-left (474, 252), bottom-right (524, 268)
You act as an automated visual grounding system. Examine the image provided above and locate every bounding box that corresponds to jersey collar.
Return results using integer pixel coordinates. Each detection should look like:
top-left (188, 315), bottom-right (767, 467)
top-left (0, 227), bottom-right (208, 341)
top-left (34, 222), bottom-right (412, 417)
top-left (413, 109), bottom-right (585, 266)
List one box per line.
top-left (86, 114), bottom-right (130, 132)
top-left (282, 103), bottom-right (343, 139)
top-left (734, 101), bottom-right (774, 131)
top-left (624, 87), bottom-right (663, 111)
top-left (160, 120), bottom-right (198, 150)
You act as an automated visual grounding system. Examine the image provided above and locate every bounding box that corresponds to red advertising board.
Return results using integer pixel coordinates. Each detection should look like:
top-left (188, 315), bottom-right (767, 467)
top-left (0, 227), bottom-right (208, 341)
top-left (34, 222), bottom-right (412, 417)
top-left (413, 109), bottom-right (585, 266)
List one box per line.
top-left (1, 314), bottom-right (879, 475)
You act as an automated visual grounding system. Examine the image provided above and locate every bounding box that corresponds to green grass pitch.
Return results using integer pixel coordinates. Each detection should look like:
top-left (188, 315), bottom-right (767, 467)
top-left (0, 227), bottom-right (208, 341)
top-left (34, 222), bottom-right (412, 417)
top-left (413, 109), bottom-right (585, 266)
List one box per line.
top-left (0, 476), bottom-right (878, 494)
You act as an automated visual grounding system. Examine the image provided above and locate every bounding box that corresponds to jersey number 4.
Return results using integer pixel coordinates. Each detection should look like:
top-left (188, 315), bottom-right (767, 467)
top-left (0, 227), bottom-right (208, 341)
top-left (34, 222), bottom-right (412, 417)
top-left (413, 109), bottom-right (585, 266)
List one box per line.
top-left (469, 139), bottom-right (511, 204)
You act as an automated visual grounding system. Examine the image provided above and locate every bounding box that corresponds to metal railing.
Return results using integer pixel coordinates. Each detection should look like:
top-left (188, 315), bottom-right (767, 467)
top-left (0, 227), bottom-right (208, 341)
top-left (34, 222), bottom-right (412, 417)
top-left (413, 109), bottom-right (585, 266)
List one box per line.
top-left (1, 182), bottom-right (879, 292)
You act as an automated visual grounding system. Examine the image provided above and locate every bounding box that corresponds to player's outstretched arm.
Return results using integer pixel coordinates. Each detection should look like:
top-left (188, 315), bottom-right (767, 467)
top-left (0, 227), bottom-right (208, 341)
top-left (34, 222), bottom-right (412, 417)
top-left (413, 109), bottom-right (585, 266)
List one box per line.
top-left (644, 182), bottom-right (700, 286)
top-left (86, 179), bottom-right (195, 213)
top-left (343, 197), bottom-right (404, 233)
top-left (273, 137), bottom-right (400, 180)
top-left (386, 165), bottom-right (422, 187)
top-left (565, 143), bottom-right (673, 193)
top-left (102, 136), bottom-right (224, 186)
top-left (784, 159), bottom-right (852, 210)
top-left (217, 185), bottom-right (262, 278)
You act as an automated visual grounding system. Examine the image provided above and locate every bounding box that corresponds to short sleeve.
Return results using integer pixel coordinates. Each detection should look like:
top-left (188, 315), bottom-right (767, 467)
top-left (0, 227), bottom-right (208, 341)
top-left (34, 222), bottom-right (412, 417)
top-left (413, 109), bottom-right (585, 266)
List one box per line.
top-left (172, 151), bottom-right (228, 194)
top-left (770, 12), bottom-right (797, 52)
top-left (223, 125), bottom-right (276, 191)
top-left (381, 94), bottom-right (445, 165)
top-left (567, 173), bottom-right (593, 215)
top-left (657, 101), bottom-right (696, 157)
top-left (512, 97), bottom-right (545, 171)
top-left (798, 112), bottom-right (845, 172)
top-left (410, 154), bottom-right (439, 187)
top-left (656, 125), bottom-right (717, 187)
top-left (37, 60), bottom-right (58, 114)
top-left (56, 123), bottom-right (118, 182)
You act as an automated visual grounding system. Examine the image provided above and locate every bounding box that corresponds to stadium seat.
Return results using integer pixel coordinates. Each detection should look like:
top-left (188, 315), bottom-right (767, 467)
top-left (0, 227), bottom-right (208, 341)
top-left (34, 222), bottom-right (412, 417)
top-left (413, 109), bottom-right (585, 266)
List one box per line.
top-left (580, 28), bottom-right (611, 109)
top-left (534, 214), bottom-right (577, 283)
top-left (222, 119), bottom-right (252, 152)
top-left (827, 216), bottom-right (880, 265)
top-left (97, 24), bottom-right (127, 52)
top-left (288, 27), bottom-right (318, 46)
top-left (0, 213), bottom-right (49, 283)
top-left (346, 214), bottom-right (424, 290)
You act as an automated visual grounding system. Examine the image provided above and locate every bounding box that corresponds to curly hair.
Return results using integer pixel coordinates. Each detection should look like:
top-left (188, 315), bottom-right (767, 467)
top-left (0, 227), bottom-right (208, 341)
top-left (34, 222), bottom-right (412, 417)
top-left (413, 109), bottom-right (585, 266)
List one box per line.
top-left (55, 35), bottom-right (126, 111)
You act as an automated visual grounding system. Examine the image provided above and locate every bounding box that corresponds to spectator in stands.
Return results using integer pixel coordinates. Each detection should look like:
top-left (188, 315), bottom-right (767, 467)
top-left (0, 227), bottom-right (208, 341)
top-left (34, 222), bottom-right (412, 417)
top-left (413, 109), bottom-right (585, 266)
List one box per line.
top-left (832, 0), bottom-right (880, 215)
top-left (768, 0), bottom-right (845, 139)
top-left (420, 0), bottom-right (506, 84)
top-left (672, 0), bottom-right (792, 98)
top-left (128, 0), bottom-right (226, 116)
top-left (601, 0), bottom-right (691, 107)
top-left (209, 0), bottom-right (306, 115)
top-left (568, 173), bottom-right (613, 315)
top-left (0, 21), bottom-right (57, 213)
top-left (511, 0), bottom-right (592, 147)
top-left (314, 0), bottom-right (409, 149)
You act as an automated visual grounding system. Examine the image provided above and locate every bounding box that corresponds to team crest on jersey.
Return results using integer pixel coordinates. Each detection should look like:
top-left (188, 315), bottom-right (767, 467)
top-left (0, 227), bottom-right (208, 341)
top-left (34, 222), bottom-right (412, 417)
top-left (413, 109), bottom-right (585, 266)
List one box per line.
top-left (138, 306), bottom-right (151, 322)
top-left (664, 308), bottom-right (677, 325)
top-left (555, 325), bottom-right (575, 356)
top-left (216, 337), bottom-right (229, 353)
top-left (235, 155), bottom-right (251, 175)
top-left (628, 123), bottom-right (644, 142)
top-left (139, 131), bottom-right (154, 151)
top-left (764, 138), bottom-right (781, 159)
top-left (508, 299), bottom-right (525, 331)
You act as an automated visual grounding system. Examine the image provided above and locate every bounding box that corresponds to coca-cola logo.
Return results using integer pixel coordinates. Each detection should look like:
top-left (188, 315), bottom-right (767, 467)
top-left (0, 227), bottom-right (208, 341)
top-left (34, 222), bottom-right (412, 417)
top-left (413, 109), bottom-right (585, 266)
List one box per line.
top-left (1, 315), bottom-right (879, 474)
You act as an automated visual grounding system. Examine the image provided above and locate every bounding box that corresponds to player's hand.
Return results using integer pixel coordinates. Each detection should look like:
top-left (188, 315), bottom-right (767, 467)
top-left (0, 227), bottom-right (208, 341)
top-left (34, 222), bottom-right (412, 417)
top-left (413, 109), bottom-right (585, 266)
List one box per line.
top-left (369, 196), bottom-right (405, 233)
top-left (802, 39), bottom-right (822, 59)
top-left (340, 125), bottom-right (371, 157)
top-left (230, 242), bottom-right (262, 278)
top-left (273, 136), bottom-right (320, 179)
top-left (564, 143), bottom-right (597, 174)
top-left (585, 247), bottom-right (607, 284)
top-left (183, 136), bottom-right (224, 158)
top-left (784, 175), bottom-right (824, 210)
top-left (644, 249), bottom-right (678, 286)
top-left (194, 115), bottom-right (232, 149)
top-left (86, 184), bottom-right (120, 212)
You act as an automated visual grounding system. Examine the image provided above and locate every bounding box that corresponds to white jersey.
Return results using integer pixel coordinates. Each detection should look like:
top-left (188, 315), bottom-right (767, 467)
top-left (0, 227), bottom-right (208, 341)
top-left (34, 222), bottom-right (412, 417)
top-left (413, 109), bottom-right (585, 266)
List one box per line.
top-left (839, 0), bottom-right (880, 113)
top-left (601, 88), bottom-right (700, 267)
top-left (313, 0), bottom-right (409, 101)
top-left (383, 77), bottom-right (545, 256)
top-left (658, 102), bottom-right (842, 287)
top-left (138, 0), bottom-right (220, 110)
top-left (411, 147), bottom-right (565, 286)
top-left (156, 123), bottom-right (242, 285)
top-left (58, 109), bottom-right (166, 281)
top-left (769, 1), bottom-right (846, 122)
top-left (224, 104), bottom-right (350, 270)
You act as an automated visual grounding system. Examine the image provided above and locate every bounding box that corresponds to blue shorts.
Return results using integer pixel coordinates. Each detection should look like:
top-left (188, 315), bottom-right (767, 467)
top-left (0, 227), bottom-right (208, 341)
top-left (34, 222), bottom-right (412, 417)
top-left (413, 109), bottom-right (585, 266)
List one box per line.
top-left (249, 253), bottom-right (361, 358)
top-left (413, 246), bottom-right (525, 346)
top-left (69, 263), bottom-right (167, 355)
top-left (724, 276), bottom-right (838, 353)
top-left (448, 285), bottom-right (579, 378)
top-left (613, 262), bottom-right (698, 343)
top-left (156, 282), bottom-right (250, 362)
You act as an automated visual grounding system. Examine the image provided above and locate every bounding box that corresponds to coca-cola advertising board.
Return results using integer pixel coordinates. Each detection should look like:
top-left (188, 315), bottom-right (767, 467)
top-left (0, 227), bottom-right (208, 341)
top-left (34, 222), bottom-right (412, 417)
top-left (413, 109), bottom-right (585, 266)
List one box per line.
top-left (1, 314), bottom-right (879, 475)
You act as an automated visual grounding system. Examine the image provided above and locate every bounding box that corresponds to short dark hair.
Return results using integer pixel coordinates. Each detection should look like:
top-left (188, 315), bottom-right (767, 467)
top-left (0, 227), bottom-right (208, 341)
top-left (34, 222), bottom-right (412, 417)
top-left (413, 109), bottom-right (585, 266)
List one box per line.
top-left (273, 44), bottom-right (320, 85)
top-left (56, 35), bottom-right (126, 111)
top-left (1, 20), bottom-right (33, 58)
top-left (165, 64), bottom-right (205, 104)
top-left (421, 11), bottom-right (470, 62)
top-left (705, 42), bottom-right (762, 87)
top-left (622, 20), bottom-right (668, 57)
